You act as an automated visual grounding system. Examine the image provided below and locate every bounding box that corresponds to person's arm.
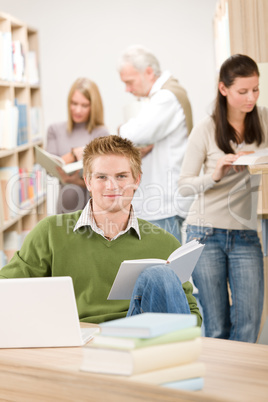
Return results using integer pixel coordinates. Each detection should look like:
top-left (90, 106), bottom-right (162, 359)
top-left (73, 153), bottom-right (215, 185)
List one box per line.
top-left (178, 122), bottom-right (246, 197)
top-left (0, 219), bottom-right (52, 279)
top-left (56, 167), bottom-right (86, 187)
top-left (119, 90), bottom-right (185, 145)
top-left (183, 281), bottom-right (202, 327)
top-left (178, 127), bottom-right (216, 197)
top-left (138, 144), bottom-right (154, 158)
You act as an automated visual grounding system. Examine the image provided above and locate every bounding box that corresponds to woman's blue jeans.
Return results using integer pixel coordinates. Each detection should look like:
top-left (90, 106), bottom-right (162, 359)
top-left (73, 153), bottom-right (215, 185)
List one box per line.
top-left (148, 215), bottom-right (185, 243)
top-left (186, 225), bottom-right (264, 342)
top-left (127, 265), bottom-right (190, 316)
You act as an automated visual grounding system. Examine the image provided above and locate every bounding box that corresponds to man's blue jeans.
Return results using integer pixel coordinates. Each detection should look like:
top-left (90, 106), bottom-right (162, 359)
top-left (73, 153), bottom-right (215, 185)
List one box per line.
top-left (148, 215), bottom-right (185, 244)
top-left (186, 225), bottom-right (264, 342)
top-left (127, 265), bottom-right (190, 316)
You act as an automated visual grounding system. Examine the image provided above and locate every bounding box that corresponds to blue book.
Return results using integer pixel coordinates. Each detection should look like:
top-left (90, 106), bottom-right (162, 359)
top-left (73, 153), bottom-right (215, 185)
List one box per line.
top-left (100, 313), bottom-right (197, 338)
top-left (15, 99), bottom-right (28, 146)
top-left (162, 377), bottom-right (204, 391)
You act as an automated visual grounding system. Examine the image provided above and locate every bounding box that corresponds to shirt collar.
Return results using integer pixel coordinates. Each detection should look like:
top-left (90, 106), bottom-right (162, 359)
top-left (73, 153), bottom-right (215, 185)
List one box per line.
top-left (73, 200), bottom-right (141, 240)
top-left (149, 70), bottom-right (171, 97)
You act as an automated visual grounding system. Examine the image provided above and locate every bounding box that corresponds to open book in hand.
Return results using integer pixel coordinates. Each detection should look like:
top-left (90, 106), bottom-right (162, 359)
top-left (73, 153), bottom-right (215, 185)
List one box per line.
top-left (233, 148), bottom-right (268, 166)
top-left (35, 145), bottom-right (83, 184)
top-left (108, 240), bottom-right (205, 300)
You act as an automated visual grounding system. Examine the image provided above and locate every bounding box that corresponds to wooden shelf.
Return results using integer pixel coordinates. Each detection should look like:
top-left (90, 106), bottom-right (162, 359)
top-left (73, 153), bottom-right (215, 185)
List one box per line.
top-left (0, 12), bottom-right (46, 265)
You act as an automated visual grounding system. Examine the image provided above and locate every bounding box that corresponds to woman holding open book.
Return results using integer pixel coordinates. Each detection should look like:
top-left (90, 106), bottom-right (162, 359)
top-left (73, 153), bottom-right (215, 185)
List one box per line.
top-left (178, 54), bottom-right (268, 343)
top-left (46, 77), bottom-right (109, 213)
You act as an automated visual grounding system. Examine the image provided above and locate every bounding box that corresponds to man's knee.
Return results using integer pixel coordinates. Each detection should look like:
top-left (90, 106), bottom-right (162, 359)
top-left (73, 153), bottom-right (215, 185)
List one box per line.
top-left (139, 265), bottom-right (181, 287)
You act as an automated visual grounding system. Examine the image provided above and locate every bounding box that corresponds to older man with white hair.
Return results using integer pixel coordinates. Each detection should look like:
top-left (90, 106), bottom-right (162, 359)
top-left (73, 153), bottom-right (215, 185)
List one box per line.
top-left (118, 45), bottom-right (193, 243)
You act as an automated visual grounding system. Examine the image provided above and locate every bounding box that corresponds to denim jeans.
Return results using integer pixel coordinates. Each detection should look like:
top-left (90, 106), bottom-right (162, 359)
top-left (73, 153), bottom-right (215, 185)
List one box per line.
top-left (148, 215), bottom-right (185, 244)
top-left (186, 225), bottom-right (264, 342)
top-left (127, 265), bottom-right (190, 316)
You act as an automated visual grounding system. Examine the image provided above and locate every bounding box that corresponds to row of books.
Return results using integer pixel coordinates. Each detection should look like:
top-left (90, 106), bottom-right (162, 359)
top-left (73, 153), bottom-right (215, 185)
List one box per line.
top-left (81, 313), bottom-right (205, 392)
top-left (0, 100), bottom-right (43, 149)
top-left (0, 31), bottom-right (39, 84)
top-left (0, 164), bottom-right (46, 225)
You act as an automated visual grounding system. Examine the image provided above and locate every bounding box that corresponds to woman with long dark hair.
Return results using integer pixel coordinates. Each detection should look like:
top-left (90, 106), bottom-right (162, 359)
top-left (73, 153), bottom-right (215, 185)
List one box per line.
top-left (178, 54), bottom-right (268, 342)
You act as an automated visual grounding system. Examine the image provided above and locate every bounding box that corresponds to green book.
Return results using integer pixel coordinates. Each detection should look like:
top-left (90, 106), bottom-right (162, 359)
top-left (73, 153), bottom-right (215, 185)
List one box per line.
top-left (89, 326), bottom-right (201, 350)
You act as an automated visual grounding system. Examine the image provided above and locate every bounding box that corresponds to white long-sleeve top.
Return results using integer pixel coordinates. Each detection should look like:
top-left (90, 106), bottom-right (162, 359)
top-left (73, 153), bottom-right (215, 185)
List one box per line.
top-left (119, 71), bottom-right (191, 220)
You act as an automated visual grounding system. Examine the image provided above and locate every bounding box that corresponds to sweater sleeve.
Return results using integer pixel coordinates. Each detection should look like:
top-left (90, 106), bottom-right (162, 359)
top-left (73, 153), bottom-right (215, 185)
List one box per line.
top-left (0, 219), bottom-right (52, 279)
top-left (183, 281), bottom-right (202, 327)
top-left (178, 119), bottom-right (216, 197)
top-left (119, 90), bottom-right (185, 144)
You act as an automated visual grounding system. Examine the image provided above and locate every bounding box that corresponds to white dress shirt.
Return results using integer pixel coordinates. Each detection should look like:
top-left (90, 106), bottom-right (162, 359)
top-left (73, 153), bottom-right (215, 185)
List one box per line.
top-left (74, 200), bottom-right (141, 241)
top-left (119, 70), bottom-right (190, 220)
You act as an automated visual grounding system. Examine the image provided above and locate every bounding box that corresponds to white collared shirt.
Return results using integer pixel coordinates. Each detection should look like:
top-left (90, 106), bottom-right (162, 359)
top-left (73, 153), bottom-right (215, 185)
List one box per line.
top-left (73, 200), bottom-right (141, 241)
top-left (119, 70), bottom-right (190, 220)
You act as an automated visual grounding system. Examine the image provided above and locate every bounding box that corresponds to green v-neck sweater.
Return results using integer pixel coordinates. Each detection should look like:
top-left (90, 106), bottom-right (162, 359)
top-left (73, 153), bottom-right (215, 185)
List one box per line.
top-left (0, 211), bottom-right (202, 325)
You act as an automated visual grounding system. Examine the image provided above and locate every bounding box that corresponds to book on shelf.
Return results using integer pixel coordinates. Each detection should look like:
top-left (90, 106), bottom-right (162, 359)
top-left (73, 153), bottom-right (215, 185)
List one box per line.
top-left (81, 337), bottom-right (202, 376)
top-left (0, 101), bottom-right (19, 150)
top-left (99, 313), bottom-right (197, 338)
top-left (233, 148), bottom-right (268, 166)
top-left (14, 99), bottom-right (28, 146)
top-left (91, 325), bottom-right (201, 349)
top-left (12, 40), bottom-right (25, 82)
top-left (18, 165), bottom-right (46, 209)
top-left (0, 31), bottom-right (13, 81)
top-left (108, 240), bottom-right (205, 300)
top-left (34, 145), bottom-right (83, 184)
top-left (27, 51), bottom-right (39, 85)
top-left (30, 107), bottom-right (43, 141)
top-left (0, 166), bottom-right (20, 221)
top-left (162, 376), bottom-right (204, 391)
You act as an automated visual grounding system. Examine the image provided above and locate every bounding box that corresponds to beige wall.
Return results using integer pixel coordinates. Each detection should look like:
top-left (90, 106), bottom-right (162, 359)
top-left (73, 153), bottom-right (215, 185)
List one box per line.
top-left (0, 0), bottom-right (218, 136)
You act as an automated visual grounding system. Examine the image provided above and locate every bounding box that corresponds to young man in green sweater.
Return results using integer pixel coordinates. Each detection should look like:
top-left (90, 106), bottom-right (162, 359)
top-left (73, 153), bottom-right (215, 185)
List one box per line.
top-left (0, 136), bottom-right (201, 326)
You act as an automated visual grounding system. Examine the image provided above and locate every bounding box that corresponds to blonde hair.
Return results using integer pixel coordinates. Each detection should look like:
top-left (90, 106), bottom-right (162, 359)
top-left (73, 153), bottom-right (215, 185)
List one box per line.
top-left (83, 135), bottom-right (142, 180)
top-left (67, 77), bottom-right (104, 133)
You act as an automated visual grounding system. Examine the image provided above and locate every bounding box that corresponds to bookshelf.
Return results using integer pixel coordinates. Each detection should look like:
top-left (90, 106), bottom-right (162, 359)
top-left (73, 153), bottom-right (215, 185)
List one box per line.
top-left (214, 0), bottom-right (268, 330)
top-left (0, 12), bottom-right (46, 267)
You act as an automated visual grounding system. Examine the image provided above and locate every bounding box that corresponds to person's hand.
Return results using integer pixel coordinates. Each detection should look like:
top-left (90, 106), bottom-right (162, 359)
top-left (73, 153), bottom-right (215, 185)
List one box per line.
top-left (138, 144), bottom-right (154, 158)
top-left (56, 167), bottom-right (85, 187)
top-left (61, 147), bottom-right (84, 164)
top-left (231, 150), bottom-right (254, 173)
top-left (72, 146), bottom-right (84, 160)
top-left (212, 153), bottom-right (241, 182)
top-left (236, 150), bottom-right (254, 157)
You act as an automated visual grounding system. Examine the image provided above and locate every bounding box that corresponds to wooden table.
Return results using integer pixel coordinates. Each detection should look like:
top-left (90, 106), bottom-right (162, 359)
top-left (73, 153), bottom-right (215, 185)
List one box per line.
top-left (0, 329), bottom-right (267, 402)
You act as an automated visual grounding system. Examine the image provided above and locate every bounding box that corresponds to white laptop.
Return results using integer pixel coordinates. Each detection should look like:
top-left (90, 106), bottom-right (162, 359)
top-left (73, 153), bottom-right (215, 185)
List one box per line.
top-left (0, 276), bottom-right (99, 348)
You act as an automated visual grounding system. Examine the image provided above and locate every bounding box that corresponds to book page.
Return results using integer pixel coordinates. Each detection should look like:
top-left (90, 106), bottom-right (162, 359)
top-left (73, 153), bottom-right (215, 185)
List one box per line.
top-left (233, 148), bottom-right (268, 165)
top-left (168, 240), bottom-right (200, 261)
top-left (62, 160), bottom-right (83, 174)
top-left (107, 242), bottom-right (204, 300)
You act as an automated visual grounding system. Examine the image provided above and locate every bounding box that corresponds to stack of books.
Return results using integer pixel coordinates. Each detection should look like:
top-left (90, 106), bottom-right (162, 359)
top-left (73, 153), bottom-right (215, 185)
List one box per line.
top-left (81, 313), bottom-right (205, 392)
